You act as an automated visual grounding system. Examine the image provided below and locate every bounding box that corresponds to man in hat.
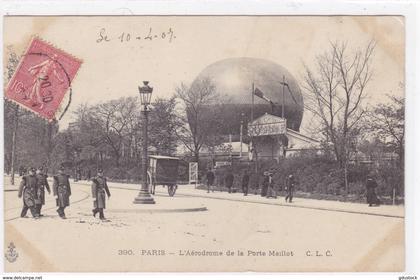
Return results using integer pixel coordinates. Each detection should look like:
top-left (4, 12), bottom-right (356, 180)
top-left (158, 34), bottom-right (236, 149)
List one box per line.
top-left (285, 174), bottom-right (295, 203)
top-left (86, 169), bottom-right (91, 181)
top-left (35, 166), bottom-right (51, 216)
top-left (366, 174), bottom-right (381, 207)
top-left (225, 168), bottom-right (234, 194)
top-left (91, 168), bottom-right (111, 220)
top-left (53, 165), bottom-right (71, 219)
top-left (18, 167), bottom-right (40, 219)
top-left (206, 167), bottom-right (215, 193)
top-left (261, 171), bottom-right (270, 197)
top-left (241, 169), bottom-right (250, 196)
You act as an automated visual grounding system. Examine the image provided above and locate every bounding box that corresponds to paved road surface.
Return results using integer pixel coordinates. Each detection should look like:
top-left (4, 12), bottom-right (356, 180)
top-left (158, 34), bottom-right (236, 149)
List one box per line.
top-left (4, 179), bottom-right (404, 272)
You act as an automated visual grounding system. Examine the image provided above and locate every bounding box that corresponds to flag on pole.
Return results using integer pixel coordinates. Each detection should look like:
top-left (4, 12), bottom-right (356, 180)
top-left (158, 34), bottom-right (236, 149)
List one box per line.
top-left (254, 87), bottom-right (274, 106)
top-left (254, 87), bottom-right (265, 99)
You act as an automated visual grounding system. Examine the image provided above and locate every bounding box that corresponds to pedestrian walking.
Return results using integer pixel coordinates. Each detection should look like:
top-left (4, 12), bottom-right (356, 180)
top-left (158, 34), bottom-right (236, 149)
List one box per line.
top-left (266, 173), bottom-right (277, 199)
top-left (225, 169), bottom-right (234, 193)
top-left (261, 172), bottom-right (269, 197)
top-left (87, 169), bottom-right (91, 181)
top-left (366, 174), bottom-right (381, 207)
top-left (285, 174), bottom-right (295, 203)
top-left (242, 170), bottom-right (250, 196)
top-left (35, 166), bottom-right (51, 216)
top-left (19, 166), bottom-right (25, 176)
top-left (18, 167), bottom-right (40, 219)
top-left (73, 167), bottom-right (80, 182)
top-left (206, 168), bottom-right (215, 193)
top-left (53, 165), bottom-right (71, 219)
top-left (91, 168), bottom-right (111, 220)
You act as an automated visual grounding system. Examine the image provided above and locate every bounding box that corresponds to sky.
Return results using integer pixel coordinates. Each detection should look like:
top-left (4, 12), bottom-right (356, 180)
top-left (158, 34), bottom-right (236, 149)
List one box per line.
top-left (4, 16), bottom-right (404, 134)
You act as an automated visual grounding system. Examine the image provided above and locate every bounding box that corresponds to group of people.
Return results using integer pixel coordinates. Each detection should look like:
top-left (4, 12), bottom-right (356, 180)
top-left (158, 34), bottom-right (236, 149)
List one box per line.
top-left (18, 166), bottom-right (111, 220)
top-left (205, 168), bottom-right (381, 206)
top-left (18, 166), bottom-right (51, 218)
top-left (205, 168), bottom-right (296, 202)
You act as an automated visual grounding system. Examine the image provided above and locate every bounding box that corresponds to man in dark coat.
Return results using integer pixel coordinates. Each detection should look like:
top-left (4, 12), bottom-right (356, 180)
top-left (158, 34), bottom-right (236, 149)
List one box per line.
top-left (19, 166), bottom-right (25, 176)
top-left (206, 168), bottom-right (215, 193)
top-left (242, 170), bottom-right (250, 196)
top-left (366, 175), bottom-right (381, 207)
top-left (225, 169), bottom-right (234, 193)
top-left (53, 166), bottom-right (71, 219)
top-left (91, 168), bottom-right (111, 220)
top-left (285, 174), bottom-right (295, 203)
top-left (261, 172), bottom-right (269, 197)
top-left (87, 169), bottom-right (91, 181)
top-left (35, 166), bottom-right (51, 216)
top-left (18, 167), bottom-right (40, 219)
top-left (76, 167), bottom-right (82, 181)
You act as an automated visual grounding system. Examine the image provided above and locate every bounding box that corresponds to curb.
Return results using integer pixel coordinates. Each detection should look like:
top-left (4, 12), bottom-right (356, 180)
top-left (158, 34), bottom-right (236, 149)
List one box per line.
top-left (98, 207), bottom-right (208, 213)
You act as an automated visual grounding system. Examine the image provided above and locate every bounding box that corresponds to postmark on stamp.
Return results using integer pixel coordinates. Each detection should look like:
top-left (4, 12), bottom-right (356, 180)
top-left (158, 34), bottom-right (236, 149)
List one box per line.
top-left (5, 37), bottom-right (82, 120)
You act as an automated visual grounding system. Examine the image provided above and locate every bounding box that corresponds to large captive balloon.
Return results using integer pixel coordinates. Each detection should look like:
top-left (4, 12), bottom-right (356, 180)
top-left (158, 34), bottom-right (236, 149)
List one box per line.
top-left (191, 57), bottom-right (304, 134)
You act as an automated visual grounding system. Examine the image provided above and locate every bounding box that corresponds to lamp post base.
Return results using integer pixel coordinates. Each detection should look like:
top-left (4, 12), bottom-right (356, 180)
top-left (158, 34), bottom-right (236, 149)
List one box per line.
top-left (133, 190), bottom-right (156, 204)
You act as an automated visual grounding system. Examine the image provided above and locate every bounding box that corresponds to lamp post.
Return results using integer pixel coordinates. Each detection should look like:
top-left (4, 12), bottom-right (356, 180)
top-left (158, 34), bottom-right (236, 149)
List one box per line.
top-left (133, 81), bottom-right (156, 204)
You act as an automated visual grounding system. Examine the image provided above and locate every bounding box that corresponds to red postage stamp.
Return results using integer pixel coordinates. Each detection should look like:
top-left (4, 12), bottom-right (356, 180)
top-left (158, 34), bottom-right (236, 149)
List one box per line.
top-left (5, 37), bottom-right (82, 120)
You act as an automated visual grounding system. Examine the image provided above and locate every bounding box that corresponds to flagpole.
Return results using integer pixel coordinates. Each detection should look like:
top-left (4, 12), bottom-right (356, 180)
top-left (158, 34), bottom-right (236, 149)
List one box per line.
top-left (282, 75), bottom-right (285, 119)
top-left (251, 82), bottom-right (254, 122)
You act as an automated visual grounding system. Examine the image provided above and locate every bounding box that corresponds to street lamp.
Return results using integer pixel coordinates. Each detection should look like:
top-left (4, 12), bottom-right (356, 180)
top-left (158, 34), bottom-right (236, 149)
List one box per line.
top-left (133, 81), bottom-right (156, 204)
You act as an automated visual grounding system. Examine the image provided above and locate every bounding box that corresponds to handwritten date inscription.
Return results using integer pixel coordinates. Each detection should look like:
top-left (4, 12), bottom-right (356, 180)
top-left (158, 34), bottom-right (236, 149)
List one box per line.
top-left (96, 27), bottom-right (177, 44)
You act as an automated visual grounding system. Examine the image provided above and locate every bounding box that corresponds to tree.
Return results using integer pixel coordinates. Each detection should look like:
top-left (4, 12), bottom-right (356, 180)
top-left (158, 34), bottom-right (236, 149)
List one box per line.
top-left (303, 40), bottom-right (376, 192)
top-left (148, 97), bottom-right (179, 156)
top-left (175, 78), bottom-right (224, 162)
top-left (90, 97), bottom-right (139, 167)
top-left (49, 130), bottom-right (76, 171)
top-left (4, 47), bottom-right (22, 184)
top-left (59, 96), bottom-right (180, 175)
top-left (368, 95), bottom-right (404, 168)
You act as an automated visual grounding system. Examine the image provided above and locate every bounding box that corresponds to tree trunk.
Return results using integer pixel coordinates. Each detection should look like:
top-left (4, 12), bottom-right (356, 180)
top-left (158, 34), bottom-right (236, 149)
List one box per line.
top-left (115, 154), bottom-right (120, 167)
top-left (5, 155), bottom-right (11, 175)
top-left (100, 152), bottom-right (103, 166)
top-left (45, 120), bottom-right (55, 171)
top-left (398, 142), bottom-right (404, 170)
top-left (194, 150), bottom-right (199, 163)
top-left (344, 161), bottom-right (349, 194)
top-left (10, 105), bottom-right (19, 185)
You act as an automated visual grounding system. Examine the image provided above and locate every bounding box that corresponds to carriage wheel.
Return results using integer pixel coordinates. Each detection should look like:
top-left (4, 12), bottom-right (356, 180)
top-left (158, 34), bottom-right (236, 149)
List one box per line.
top-left (168, 185), bottom-right (177, 197)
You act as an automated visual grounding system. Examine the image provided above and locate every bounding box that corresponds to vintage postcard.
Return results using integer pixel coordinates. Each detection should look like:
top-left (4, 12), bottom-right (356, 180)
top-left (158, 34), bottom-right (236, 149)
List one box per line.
top-left (3, 16), bottom-right (405, 272)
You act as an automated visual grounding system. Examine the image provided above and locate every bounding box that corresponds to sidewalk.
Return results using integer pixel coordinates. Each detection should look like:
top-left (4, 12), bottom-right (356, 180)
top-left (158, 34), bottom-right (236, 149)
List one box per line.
top-left (82, 179), bottom-right (405, 218)
top-left (3, 175), bottom-right (404, 218)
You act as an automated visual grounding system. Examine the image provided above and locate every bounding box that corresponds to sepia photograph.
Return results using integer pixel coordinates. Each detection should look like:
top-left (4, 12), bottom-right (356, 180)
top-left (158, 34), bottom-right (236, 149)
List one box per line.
top-left (2, 15), bottom-right (406, 273)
